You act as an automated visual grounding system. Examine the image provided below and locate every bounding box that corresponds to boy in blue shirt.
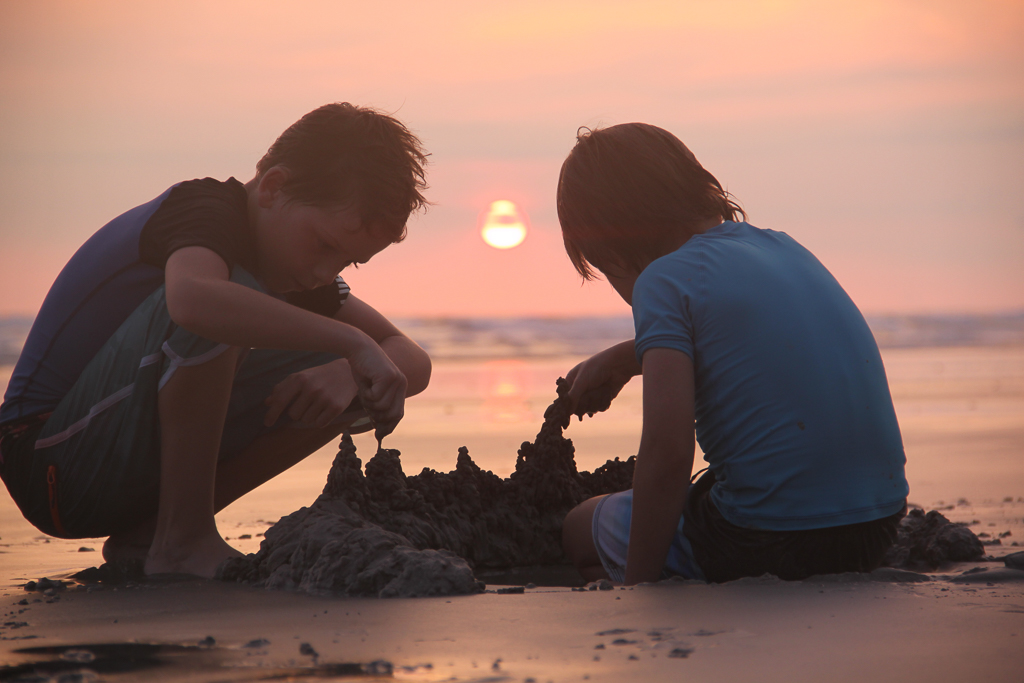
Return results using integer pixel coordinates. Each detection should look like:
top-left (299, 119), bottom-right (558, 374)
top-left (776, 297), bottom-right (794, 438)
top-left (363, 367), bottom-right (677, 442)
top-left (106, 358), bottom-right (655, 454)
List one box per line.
top-left (0, 103), bottom-right (432, 578)
top-left (558, 123), bottom-right (908, 585)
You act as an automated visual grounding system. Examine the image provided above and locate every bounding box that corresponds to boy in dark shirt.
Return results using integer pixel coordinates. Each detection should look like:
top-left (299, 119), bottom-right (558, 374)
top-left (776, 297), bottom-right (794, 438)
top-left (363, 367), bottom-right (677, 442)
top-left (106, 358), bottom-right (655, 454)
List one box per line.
top-left (0, 103), bottom-right (431, 577)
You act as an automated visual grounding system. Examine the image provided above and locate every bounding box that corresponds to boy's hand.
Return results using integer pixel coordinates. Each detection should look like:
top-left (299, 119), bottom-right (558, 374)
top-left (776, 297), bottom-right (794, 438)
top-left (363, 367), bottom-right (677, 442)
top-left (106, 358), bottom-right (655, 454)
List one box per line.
top-left (348, 343), bottom-right (407, 439)
top-left (565, 340), bottom-right (641, 418)
top-left (263, 359), bottom-right (360, 429)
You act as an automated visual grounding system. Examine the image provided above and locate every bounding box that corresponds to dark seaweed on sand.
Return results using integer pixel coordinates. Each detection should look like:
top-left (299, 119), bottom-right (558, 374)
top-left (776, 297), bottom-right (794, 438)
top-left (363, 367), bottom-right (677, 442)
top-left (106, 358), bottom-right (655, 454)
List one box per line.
top-left (218, 379), bottom-right (635, 597)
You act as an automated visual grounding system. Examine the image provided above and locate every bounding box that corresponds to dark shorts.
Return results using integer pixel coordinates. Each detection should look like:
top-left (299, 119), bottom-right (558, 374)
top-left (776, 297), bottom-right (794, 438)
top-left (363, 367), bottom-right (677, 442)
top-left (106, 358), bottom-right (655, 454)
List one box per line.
top-left (682, 470), bottom-right (906, 582)
top-left (0, 267), bottom-right (364, 539)
top-left (591, 469), bottom-right (905, 583)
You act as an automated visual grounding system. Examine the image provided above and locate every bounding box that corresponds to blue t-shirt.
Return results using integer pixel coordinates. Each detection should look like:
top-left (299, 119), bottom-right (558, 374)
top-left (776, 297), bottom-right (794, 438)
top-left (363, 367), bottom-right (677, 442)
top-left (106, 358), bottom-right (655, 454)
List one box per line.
top-left (633, 221), bottom-right (908, 531)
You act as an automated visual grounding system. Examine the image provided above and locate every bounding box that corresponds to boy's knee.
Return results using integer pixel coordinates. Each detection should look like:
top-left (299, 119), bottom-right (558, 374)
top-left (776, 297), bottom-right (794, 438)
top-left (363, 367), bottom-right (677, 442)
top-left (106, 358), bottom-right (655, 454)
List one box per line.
top-left (562, 495), bottom-right (604, 566)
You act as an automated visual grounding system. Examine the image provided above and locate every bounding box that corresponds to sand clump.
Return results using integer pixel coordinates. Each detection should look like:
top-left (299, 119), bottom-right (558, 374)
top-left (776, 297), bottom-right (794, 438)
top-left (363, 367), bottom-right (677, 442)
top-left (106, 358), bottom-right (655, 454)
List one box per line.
top-left (882, 508), bottom-right (985, 571)
top-left (218, 379), bottom-right (634, 597)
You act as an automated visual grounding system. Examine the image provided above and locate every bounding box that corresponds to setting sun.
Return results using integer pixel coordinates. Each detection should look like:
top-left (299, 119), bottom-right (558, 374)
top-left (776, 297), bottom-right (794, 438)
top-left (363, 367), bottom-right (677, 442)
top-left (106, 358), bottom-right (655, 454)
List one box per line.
top-left (480, 200), bottom-right (528, 249)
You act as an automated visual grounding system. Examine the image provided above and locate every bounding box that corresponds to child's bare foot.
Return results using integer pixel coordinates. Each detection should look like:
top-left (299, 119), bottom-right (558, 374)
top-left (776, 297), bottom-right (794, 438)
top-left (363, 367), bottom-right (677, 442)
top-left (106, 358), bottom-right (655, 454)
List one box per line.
top-left (102, 537), bottom-right (150, 564)
top-left (144, 531), bottom-right (242, 578)
top-left (102, 518), bottom-right (157, 564)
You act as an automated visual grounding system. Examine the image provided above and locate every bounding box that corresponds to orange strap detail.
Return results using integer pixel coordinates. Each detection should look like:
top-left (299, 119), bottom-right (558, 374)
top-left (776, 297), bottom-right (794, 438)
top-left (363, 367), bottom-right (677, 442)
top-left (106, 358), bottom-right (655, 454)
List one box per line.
top-left (46, 465), bottom-right (68, 537)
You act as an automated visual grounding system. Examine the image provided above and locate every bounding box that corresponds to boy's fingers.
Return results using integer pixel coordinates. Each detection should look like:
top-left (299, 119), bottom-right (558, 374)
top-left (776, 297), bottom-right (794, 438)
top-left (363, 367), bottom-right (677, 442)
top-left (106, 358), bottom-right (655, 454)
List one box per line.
top-left (358, 381), bottom-right (383, 409)
top-left (374, 419), bottom-right (397, 440)
top-left (378, 379), bottom-right (404, 408)
top-left (350, 353), bottom-right (406, 435)
top-left (363, 375), bottom-right (406, 414)
top-left (565, 363), bottom-right (582, 385)
top-left (365, 396), bottom-right (403, 427)
top-left (314, 406), bottom-right (335, 429)
top-left (263, 398), bottom-right (279, 426)
top-left (285, 391), bottom-right (312, 420)
top-left (362, 389), bottom-right (404, 438)
top-left (566, 375), bottom-right (590, 412)
top-left (366, 371), bottom-right (404, 401)
top-left (374, 404), bottom-right (404, 439)
top-left (264, 375), bottom-right (308, 426)
top-left (264, 387), bottom-right (294, 426)
top-left (298, 399), bottom-right (324, 425)
top-left (576, 384), bottom-right (615, 418)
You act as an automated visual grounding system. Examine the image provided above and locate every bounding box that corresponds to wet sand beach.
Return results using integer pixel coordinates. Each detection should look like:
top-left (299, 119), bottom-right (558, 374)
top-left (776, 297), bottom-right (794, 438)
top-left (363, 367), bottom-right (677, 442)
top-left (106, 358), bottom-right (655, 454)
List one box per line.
top-left (2, 346), bottom-right (1023, 681)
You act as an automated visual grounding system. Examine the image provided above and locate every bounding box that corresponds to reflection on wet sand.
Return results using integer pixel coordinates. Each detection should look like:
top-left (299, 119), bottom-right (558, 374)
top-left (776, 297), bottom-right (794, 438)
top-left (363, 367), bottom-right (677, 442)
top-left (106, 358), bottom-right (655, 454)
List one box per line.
top-left (5, 640), bottom-right (405, 682)
top-left (480, 359), bottom-right (533, 424)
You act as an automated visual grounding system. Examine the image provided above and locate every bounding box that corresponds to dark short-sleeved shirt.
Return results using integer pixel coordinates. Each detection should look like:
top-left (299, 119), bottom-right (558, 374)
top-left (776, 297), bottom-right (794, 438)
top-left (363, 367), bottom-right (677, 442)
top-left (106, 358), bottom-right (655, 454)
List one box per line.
top-left (0, 178), bottom-right (349, 424)
top-left (633, 221), bottom-right (908, 531)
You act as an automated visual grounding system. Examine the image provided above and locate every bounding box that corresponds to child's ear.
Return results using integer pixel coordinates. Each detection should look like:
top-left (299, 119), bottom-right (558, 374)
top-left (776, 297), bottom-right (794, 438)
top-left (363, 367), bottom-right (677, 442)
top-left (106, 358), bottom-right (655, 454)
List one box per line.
top-left (256, 166), bottom-right (289, 209)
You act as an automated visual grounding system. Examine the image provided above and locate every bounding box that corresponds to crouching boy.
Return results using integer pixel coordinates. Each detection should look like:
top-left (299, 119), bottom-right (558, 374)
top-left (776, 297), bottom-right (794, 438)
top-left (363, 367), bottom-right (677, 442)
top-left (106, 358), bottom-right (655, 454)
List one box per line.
top-left (557, 123), bottom-right (908, 585)
top-left (0, 103), bottom-right (431, 578)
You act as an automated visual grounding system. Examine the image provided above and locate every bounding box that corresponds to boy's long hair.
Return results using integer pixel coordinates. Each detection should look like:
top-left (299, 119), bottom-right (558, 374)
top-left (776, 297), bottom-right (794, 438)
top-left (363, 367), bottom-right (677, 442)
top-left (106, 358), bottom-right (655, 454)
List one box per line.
top-left (256, 103), bottom-right (428, 242)
top-left (557, 123), bottom-right (744, 280)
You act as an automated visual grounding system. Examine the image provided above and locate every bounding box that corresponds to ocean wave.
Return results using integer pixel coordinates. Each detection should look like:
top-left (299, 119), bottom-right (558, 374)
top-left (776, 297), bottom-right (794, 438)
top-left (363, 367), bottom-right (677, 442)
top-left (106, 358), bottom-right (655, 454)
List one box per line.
top-left (3, 312), bottom-right (1023, 364)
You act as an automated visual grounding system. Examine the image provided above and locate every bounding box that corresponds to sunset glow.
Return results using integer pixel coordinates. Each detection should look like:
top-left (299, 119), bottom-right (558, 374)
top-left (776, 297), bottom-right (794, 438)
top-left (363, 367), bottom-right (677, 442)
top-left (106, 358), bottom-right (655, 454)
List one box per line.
top-left (480, 200), bottom-right (528, 250)
top-left (0, 1), bottom-right (1021, 317)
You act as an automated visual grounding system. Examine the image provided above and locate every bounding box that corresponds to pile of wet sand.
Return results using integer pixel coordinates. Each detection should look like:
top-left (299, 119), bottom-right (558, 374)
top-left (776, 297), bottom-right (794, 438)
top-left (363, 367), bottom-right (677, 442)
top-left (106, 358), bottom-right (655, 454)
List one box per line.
top-left (882, 508), bottom-right (985, 571)
top-left (217, 379), bottom-right (635, 598)
top-left (213, 376), bottom-right (989, 598)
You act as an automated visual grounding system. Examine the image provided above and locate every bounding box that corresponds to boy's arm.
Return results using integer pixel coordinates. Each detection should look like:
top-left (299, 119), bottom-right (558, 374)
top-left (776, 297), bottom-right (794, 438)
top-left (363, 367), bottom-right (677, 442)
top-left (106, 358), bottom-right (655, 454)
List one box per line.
top-left (624, 347), bottom-right (696, 585)
top-left (564, 340), bottom-right (641, 416)
top-left (164, 246), bottom-right (406, 434)
top-left (334, 295), bottom-right (431, 397)
top-left (262, 295), bottom-right (431, 429)
top-left (260, 296), bottom-right (432, 430)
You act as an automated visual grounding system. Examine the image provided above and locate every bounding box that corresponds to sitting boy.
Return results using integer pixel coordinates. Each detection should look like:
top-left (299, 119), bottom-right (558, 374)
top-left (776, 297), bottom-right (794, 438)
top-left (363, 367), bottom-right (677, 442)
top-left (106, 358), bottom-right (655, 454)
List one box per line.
top-left (0, 103), bottom-right (432, 578)
top-left (557, 123), bottom-right (908, 585)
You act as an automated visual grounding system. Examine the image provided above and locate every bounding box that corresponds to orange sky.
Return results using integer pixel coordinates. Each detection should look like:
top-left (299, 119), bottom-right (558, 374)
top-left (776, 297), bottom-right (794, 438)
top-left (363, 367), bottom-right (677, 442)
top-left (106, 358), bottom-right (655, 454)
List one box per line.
top-left (1, 0), bottom-right (1022, 318)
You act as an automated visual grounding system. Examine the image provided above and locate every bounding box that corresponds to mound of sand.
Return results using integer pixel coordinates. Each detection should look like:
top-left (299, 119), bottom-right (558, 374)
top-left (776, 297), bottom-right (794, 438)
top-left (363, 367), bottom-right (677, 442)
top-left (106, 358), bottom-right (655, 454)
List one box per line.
top-left (218, 379), bottom-right (634, 597)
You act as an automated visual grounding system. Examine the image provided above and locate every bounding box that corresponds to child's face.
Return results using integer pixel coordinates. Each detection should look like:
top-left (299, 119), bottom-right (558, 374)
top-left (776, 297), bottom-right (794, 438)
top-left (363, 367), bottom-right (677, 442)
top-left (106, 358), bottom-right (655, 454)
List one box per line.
top-left (604, 269), bottom-right (638, 306)
top-left (590, 253), bottom-right (640, 305)
top-left (255, 199), bottom-right (393, 294)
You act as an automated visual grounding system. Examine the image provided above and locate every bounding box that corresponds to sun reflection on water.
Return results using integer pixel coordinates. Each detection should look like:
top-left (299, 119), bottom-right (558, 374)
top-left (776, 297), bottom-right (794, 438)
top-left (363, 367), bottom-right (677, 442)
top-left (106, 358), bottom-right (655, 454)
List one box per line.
top-left (480, 359), bottom-right (532, 423)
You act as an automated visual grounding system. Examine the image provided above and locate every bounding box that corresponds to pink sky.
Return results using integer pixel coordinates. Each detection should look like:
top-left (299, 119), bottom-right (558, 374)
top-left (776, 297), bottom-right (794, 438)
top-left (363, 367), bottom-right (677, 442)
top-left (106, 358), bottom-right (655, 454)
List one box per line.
top-left (1, 0), bottom-right (1022, 318)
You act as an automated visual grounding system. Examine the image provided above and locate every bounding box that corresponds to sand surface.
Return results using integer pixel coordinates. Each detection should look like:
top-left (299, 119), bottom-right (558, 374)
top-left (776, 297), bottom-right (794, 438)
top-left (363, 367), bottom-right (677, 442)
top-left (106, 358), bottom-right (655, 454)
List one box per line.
top-left (2, 564), bottom-right (1023, 682)
top-left (2, 347), bottom-right (1024, 681)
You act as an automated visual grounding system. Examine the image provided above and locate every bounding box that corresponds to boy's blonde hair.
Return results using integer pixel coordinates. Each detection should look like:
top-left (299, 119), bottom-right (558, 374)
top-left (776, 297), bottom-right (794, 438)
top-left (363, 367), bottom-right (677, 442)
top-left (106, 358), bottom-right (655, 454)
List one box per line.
top-left (557, 123), bottom-right (744, 280)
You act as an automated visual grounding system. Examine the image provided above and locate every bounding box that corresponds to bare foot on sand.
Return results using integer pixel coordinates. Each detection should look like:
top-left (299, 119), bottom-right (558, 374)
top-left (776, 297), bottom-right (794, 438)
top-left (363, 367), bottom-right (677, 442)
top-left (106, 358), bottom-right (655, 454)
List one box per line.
top-left (102, 537), bottom-right (150, 564)
top-left (102, 518), bottom-right (157, 564)
top-left (144, 531), bottom-right (242, 579)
